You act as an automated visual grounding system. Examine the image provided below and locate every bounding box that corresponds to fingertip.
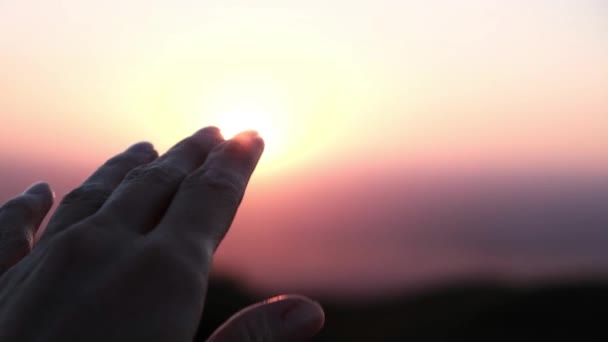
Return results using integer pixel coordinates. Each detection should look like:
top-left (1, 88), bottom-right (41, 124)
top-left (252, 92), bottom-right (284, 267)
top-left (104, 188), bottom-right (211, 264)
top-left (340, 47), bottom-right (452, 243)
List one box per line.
top-left (234, 130), bottom-right (264, 145)
top-left (127, 142), bottom-right (159, 161)
top-left (279, 295), bottom-right (325, 336)
top-left (238, 129), bottom-right (259, 137)
top-left (201, 125), bottom-right (221, 133)
top-left (127, 141), bottom-right (155, 153)
top-left (195, 126), bottom-right (224, 140)
top-left (208, 294), bottom-right (324, 342)
top-left (24, 182), bottom-right (55, 210)
top-left (24, 182), bottom-right (52, 196)
top-left (251, 133), bottom-right (265, 151)
top-left (228, 131), bottom-right (265, 157)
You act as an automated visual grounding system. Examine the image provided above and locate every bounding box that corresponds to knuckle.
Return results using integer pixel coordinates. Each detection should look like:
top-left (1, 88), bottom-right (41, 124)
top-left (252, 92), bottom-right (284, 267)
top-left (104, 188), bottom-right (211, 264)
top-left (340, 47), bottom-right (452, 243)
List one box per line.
top-left (61, 183), bottom-right (113, 206)
top-left (103, 153), bottom-right (141, 170)
top-left (50, 223), bottom-right (114, 262)
top-left (123, 165), bottom-right (146, 181)
top-left (189, 167), bottom-right (245, 205)
top-left (124, 164), bottom-right (186, 186)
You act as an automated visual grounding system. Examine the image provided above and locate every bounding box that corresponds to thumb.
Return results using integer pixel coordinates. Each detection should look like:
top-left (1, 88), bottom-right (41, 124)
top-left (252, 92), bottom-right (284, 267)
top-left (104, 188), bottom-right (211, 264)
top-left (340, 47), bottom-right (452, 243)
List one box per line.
top-left (207, 294), bottom-right (325, 342)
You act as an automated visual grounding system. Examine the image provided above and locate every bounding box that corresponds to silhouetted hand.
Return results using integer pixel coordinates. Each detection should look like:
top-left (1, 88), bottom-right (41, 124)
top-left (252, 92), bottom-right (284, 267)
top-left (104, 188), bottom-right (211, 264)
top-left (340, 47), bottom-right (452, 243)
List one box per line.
top-left (0, 127), bottom-right (324, 341)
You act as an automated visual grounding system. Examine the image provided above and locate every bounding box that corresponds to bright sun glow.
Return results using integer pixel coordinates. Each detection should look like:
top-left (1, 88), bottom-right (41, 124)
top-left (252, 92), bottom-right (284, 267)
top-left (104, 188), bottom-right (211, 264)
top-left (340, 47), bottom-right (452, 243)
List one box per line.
top-left (213, 105), bottom-right (283, 164)
top-left (216, 107), bottom-right (278, 144)
top-left (191, 73), bottom-right (293, 172)
top-left (143, 67), bottom-right (343, 175)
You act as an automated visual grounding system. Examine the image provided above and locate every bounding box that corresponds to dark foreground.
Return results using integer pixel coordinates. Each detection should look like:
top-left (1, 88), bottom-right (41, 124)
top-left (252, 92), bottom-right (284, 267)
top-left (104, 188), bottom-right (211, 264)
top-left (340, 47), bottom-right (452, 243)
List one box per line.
top-left (197, 276), bottom-right (607, 341)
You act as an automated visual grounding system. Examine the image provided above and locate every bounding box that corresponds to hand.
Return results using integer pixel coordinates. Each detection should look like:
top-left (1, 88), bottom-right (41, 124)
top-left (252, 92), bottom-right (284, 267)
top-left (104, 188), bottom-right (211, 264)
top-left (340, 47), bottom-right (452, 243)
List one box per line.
top-left (0, 127), bottom-right (324, 341)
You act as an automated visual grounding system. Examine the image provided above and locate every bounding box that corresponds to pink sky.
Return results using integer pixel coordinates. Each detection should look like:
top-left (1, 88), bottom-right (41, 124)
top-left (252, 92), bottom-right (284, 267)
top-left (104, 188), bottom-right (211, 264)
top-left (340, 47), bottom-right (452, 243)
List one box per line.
top-left (1, 0), bottom-right (607, 297)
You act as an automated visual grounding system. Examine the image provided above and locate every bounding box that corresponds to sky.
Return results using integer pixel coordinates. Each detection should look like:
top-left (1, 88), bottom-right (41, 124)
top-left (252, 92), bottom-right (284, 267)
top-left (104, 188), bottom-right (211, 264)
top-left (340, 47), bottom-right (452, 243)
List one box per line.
top-left (1, 0), bottom-right (607, 298)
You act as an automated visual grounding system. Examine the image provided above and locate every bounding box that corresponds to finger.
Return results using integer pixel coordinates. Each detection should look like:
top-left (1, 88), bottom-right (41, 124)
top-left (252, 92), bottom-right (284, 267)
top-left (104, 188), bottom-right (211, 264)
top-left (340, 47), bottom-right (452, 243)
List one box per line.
top-left (0, 182), bottom-right (54, 273)
top-left (96, 127), bottom-right (224, 233)
top-left (40, 142), bottom-right (158, 241)
top-left (207, 295), bottom-right (325, 342)
top-left (155, 131), bottom-right (264, 262)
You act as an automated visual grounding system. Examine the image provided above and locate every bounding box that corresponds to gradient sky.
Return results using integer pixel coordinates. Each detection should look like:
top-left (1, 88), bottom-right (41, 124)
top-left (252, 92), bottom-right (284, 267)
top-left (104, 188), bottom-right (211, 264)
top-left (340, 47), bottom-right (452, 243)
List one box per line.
top-left (1, 1), bottom-right (607, 297)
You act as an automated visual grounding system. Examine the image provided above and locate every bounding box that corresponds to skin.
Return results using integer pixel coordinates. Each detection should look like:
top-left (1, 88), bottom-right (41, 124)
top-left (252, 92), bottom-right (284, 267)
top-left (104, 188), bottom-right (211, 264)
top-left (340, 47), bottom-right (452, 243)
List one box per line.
top-left (0, 127), bottom-right (324, 341)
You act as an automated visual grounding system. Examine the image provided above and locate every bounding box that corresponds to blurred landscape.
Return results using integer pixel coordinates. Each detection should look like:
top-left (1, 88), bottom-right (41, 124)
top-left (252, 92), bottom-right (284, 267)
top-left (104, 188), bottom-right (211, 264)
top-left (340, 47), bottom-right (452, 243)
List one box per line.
top-left (3, 159), bottom-right (608, 340)
top-left (4, 159), bottom-right (607, 298)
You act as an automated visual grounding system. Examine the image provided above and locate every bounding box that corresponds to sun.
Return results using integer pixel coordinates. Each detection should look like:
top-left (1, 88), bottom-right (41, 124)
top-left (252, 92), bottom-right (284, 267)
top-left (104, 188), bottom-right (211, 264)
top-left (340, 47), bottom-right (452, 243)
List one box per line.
top-left (215, 106), bottom-right (278, 145)
top-left (184, 73), bottom-right (296, 172)
top-left (204, 101), bottom-right (288, 171)
top-left (166, 72), bottom-right (313, 173)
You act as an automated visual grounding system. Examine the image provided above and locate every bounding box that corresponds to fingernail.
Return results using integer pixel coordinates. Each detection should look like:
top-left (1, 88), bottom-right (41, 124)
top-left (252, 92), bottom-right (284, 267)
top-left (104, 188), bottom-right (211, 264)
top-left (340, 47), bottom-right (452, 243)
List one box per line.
top-left (128, 141), bottom-right (154, 153)
top-left (238, 130), bottom-right (259, 137)
top-left (282, 302), bottom-right (324, 330)
top-left (25, 182), bottom-right (51, 195)
top-left (233, 131), bottom-right (263, 147)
